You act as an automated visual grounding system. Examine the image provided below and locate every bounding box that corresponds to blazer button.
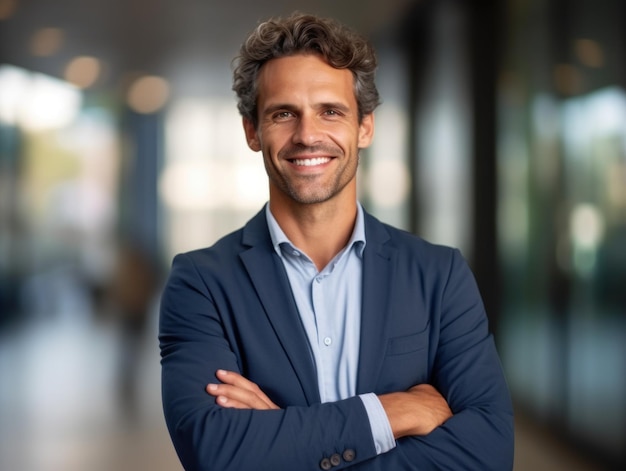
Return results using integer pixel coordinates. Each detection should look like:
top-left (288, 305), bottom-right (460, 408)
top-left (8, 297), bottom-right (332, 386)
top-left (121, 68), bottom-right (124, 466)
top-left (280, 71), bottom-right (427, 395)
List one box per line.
top-left (343, 448), bottom-right (356, 462)
top-left (320, 458), bottom-right (332, 470)
top-left (330, 453), bottom-right (341, 466)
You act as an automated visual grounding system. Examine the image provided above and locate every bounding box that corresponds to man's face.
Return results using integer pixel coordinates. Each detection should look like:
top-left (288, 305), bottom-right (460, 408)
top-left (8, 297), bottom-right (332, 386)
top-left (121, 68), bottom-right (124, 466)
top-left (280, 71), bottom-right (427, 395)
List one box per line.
top-left (243, 54), bottom-right (374, 207)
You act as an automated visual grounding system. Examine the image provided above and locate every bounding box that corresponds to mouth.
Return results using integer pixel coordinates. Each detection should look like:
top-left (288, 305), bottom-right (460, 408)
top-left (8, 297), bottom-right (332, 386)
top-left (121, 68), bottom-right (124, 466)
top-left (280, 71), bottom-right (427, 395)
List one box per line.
top-left (290, 157), bottom-right (332, 167)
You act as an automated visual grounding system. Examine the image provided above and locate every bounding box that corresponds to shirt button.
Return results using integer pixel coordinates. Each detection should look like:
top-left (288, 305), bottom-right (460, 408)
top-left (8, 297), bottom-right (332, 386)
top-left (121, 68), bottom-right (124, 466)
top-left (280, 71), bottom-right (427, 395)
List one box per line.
top-left (330, 453), bottom-right (341, 466)
top-left (319, 458), bottom-right (332, 470)
top-left (324, 337), bottom-right (332, 346)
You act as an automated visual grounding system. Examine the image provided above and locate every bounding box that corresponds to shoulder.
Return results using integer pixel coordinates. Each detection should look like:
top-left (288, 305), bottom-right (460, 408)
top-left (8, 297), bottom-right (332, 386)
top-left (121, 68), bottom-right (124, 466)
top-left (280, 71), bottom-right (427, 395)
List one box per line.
top-left (172, 207), bottom-right (269, 268)
top-left (163, 229), bottom-right (244, 291)
top-left (363, 211), bottom-right (460, 267)
top-left (180, 227), bottom-right (244, 262)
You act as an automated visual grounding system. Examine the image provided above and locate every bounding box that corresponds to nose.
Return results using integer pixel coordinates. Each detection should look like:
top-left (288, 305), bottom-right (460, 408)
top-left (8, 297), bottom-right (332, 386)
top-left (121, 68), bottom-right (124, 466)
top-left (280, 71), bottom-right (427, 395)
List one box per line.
top-left (292, 113), bottom-right (323, 147)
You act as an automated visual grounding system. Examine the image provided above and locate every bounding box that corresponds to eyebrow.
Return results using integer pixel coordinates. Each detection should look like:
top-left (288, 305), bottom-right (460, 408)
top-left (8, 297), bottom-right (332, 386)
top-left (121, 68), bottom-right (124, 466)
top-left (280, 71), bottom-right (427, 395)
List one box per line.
top-left (261, 101), bottom-right (352, 116)
top-left (261, 103), bottom-right (298, 117)
top-left (318, 102), bottom-right (351, 114)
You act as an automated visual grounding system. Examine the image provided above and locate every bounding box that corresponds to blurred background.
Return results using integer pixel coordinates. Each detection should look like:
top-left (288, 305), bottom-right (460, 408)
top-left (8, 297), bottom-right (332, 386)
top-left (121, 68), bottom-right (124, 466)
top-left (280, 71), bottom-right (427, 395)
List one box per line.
top-left (0, 0), bottom-right (624, 469)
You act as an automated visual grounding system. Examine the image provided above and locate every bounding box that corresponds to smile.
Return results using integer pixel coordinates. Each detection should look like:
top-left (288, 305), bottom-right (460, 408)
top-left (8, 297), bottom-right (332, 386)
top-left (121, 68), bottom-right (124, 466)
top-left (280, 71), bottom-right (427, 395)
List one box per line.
top-left (291, 157), bottom-right (332, 166)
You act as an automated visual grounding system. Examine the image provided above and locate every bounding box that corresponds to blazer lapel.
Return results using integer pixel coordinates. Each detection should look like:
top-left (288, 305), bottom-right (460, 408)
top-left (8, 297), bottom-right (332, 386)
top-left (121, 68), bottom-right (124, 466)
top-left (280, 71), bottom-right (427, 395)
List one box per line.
top-left (239, 210), bottom-right (320, 405)
top-left (356, 214), bottom-right (396, 394)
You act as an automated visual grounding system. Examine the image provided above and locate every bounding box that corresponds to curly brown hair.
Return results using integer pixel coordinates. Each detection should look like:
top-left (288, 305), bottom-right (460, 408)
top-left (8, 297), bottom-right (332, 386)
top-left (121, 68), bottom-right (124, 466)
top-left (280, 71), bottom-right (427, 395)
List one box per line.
top-left (232, 12), bottom-right (380, 127)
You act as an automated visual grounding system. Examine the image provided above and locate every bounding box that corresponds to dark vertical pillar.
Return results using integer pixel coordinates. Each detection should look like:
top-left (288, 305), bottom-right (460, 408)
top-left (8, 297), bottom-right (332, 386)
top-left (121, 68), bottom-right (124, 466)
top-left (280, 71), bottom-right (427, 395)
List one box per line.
top-left (0, 123), bottom-right (24, 327)
top-left (119, 109), bottom-right (163, 266)
top-left (401, 1), bottom-right (435, 237)
top-left (468, 0), bottom-right (502, 337)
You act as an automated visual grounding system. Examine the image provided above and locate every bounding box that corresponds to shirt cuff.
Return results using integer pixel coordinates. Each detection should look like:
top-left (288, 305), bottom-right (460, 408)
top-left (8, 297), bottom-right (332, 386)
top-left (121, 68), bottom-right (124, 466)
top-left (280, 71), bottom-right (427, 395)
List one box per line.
top-left (359, 393), bottom-right (396, 455)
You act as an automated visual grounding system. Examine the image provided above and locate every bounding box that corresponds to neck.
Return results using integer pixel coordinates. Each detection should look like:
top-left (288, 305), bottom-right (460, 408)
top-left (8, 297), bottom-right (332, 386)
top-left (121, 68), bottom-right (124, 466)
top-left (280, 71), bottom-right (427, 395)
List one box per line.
top-left (269, 195), bottom-right (357, 272)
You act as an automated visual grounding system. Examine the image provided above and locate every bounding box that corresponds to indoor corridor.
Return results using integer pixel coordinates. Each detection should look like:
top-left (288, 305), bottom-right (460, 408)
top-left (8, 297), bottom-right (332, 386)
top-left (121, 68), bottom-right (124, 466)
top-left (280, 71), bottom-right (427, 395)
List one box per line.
top-left (0, 297), bottom-right (608, 471)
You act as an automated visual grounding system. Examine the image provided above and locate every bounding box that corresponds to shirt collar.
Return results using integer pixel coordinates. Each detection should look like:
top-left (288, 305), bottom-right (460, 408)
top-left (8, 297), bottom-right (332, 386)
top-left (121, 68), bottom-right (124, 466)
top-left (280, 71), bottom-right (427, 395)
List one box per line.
top-left (265, 203), bottom-right (367, 258)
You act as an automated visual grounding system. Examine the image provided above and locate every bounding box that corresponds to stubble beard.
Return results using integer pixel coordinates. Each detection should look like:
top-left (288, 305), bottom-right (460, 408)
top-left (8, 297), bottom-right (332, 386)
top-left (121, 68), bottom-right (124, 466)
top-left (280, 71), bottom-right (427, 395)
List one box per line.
top-left (267, 146), bottom-right (359, 205)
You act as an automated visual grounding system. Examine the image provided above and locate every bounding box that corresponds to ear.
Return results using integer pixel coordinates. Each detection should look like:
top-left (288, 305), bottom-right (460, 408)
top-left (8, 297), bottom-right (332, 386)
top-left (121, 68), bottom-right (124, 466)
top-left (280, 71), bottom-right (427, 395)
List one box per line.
top-left (357, 113), bottom-right (375, 148)
top-left (243, 118), bottom-right (261, 152)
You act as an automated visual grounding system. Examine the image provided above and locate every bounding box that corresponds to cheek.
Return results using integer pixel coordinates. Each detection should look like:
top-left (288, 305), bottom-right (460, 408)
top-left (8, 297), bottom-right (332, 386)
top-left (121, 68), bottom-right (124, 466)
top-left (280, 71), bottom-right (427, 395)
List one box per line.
top-left (334, 130), bottom-right (361, 152)
top-left (260, 128), bottom-right (290, 151)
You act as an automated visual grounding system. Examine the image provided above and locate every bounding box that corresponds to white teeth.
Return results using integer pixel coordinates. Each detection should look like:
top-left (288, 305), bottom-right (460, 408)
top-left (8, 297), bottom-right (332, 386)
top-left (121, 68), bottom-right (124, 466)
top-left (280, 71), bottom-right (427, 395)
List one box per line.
top-left (292, 157), bottom-right (331, 166)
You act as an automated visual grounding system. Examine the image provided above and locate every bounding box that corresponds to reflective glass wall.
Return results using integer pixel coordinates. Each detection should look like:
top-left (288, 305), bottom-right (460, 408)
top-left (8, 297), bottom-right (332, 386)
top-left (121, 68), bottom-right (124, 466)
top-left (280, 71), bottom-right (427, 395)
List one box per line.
top-left (498, 0), bottom-right (626, 467)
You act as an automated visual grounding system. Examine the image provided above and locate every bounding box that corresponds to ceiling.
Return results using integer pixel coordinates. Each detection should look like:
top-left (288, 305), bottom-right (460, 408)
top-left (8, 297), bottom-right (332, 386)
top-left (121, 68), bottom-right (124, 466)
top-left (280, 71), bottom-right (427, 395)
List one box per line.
top-left (0, 0), bottom-right (418, 96)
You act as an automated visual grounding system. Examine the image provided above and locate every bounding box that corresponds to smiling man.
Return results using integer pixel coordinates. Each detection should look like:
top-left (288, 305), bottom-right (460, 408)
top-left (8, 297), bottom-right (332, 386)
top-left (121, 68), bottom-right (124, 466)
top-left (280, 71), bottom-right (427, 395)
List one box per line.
top-left (159, 12), bottom-right (514, 471)
top-left (244, 53), bottom-right (373, 271)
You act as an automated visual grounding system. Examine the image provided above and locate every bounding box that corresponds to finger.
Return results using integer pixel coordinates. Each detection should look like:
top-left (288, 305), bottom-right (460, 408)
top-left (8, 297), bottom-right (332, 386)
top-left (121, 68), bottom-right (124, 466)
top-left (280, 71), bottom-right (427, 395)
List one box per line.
top-left (213, 393), bottom-right (257, 409)
top-left (206, 383), bottom-right (259, 408)
top-left (215, 370), bottom-right (278, 409)
top-left (209, 385), bottom-right (274, 409)
top-left (206, 382), bottom-right (278, 410)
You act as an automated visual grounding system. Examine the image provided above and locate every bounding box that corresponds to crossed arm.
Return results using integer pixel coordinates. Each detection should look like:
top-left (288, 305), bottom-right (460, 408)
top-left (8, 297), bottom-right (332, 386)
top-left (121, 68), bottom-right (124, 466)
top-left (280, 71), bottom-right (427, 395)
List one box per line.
top-left (206, 369), bottom-right (453, 439)
top-left (160, 250), bottom-right (514, 470)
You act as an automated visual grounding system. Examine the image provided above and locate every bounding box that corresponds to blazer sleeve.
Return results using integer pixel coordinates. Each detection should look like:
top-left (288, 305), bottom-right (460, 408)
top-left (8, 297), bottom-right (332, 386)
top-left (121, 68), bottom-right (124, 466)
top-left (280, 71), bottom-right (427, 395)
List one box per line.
top-left (374, 249), bottom-right (514, 470)
top-left (159, 253), bottom-right (379, 471)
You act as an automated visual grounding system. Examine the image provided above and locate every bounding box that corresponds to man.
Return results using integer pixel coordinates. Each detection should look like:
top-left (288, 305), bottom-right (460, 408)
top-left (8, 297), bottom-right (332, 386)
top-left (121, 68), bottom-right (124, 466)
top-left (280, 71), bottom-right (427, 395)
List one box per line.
top-left (160, 12), bottom-right (514, 471)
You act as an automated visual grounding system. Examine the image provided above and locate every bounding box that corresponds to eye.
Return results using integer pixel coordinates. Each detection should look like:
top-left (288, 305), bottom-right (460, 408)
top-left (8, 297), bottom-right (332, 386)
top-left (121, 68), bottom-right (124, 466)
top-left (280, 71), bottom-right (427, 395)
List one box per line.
top-left (273, 111), bottom-right (294, 120)
top-left (322, 108), bottom-right (346, 118)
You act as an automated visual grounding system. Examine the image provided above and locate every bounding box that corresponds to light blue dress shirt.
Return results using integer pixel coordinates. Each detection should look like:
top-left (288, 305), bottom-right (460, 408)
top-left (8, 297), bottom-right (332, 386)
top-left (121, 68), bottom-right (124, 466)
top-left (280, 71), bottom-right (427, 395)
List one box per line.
top-left (266, 203), bottom-right (395, 455)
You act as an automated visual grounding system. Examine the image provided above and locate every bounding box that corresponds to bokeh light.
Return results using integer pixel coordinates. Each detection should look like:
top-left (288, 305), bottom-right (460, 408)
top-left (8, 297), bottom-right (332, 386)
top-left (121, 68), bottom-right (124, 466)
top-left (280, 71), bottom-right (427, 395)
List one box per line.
top-left (126, 75), bottom-right (170, 114)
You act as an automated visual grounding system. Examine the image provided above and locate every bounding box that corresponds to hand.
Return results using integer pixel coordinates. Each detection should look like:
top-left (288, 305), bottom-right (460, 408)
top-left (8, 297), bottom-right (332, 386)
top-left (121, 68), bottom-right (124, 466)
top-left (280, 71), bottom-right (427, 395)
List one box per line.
top-left (378, 384), bottom-right (453, 439)
top-left (206, 370), bottom-right (280, 410)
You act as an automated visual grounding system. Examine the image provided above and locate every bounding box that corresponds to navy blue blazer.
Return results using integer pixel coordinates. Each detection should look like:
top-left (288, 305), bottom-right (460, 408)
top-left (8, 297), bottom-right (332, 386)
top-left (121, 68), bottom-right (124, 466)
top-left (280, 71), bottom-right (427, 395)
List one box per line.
top-left (159, 208), bottom-right (514, 470)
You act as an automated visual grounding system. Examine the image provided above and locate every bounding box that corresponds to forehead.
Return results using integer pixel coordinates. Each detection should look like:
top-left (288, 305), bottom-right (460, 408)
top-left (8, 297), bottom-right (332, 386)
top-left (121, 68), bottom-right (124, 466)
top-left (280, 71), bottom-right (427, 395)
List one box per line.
top-left (256, 54), bottom-right (356, 106)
